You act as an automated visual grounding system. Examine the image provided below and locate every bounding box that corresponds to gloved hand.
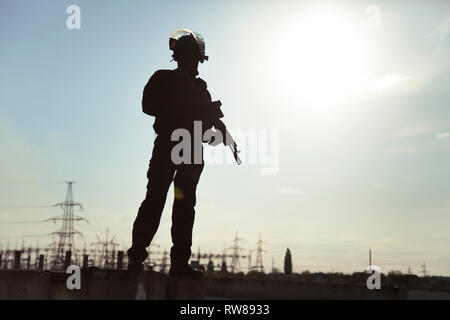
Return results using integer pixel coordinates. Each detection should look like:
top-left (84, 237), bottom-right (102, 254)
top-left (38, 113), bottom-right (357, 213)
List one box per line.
top-left (203, 119), bottom-right (227, 146)
top-left (213, 119), bottom-right (233, 146)
top-left (208, 100), bottom-right (224, 119)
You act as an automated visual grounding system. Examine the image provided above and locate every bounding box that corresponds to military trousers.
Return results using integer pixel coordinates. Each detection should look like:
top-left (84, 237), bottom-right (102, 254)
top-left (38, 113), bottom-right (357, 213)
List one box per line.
top-left (127, 134), bottom-right (204, 266)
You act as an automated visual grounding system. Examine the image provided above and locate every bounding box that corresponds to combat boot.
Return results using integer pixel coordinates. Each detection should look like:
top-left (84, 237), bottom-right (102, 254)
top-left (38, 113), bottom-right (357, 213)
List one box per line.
top-left (169, 264), bottom-right (203, 278)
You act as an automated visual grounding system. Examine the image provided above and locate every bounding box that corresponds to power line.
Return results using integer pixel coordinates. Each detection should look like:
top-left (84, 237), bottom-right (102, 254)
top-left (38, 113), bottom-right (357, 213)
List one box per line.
top-left (0, 204), bottom-right (56, 209)
top-left (0, 234), bottom-right (50, 239)
top-left (0, 220), bottom-right (48, 224)
top-left (0, 181), bottom-right (65, 185)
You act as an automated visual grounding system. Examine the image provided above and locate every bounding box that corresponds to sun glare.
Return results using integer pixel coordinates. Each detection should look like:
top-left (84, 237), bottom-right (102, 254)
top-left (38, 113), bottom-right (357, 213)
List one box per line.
top-left (272, 11), bottom-right (370, 108)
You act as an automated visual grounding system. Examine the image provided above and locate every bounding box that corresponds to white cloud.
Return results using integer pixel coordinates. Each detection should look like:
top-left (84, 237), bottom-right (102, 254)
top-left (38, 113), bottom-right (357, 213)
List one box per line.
top-left (435, 132), bottom-right (450, 139)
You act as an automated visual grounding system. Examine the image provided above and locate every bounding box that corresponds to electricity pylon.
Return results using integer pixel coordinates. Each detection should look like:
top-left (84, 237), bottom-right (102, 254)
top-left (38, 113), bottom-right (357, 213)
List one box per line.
top-left (91, 228), bottom-right (119, 269)
top-left (229, 231), bottom-right (246, 273)
top-left (47, 181), bottom-right (87, 270)
top-left (254, 233), bottom-right (267, 273)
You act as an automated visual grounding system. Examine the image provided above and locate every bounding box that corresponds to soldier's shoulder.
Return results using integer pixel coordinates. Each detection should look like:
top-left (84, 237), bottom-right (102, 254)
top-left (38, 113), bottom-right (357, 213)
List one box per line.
top-left (151, 69), bottom-right (175, 79)
top-left (195, 77), bottom-right (208, 90)
top-left (146, 69), bottom-right (177, 88)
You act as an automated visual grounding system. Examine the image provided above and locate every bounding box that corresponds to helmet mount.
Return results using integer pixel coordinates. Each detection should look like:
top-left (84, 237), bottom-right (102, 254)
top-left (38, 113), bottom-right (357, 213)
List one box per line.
top-left (169, 29), bottom-right (208, 63)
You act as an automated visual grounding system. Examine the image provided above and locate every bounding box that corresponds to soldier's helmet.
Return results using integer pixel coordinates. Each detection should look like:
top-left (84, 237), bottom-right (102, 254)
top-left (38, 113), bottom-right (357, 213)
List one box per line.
top-left (169, 29), bottom-right (208, 63)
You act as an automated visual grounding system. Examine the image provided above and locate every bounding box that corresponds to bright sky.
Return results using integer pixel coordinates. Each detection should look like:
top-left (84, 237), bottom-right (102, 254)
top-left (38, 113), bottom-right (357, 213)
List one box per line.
top-left (1, 0), bottom-right (449, 276)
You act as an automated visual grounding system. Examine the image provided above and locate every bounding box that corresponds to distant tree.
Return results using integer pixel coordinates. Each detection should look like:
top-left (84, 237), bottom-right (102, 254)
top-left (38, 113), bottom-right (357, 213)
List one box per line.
top-left (221, 260), bottom-right (228, 273)
top-left (284, 248), bottom-right (292, 275)
top-left (207, 260), bottom-right (214, 272)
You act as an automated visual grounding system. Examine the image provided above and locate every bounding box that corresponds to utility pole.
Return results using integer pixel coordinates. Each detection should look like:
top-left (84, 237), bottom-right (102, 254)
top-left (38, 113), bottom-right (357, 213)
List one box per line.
top-left (44, 245), bottom-right (51, 270)
top-left (34, 243), bottom-right (40, 269)
top-left (197, 247), bottom-right (202, 268)
top-left (26, 244), bottom-right (32, 270)
top-left (47, 182), bottom-right (87, 270)
top-left (4, 242), bottom-right (11, 269)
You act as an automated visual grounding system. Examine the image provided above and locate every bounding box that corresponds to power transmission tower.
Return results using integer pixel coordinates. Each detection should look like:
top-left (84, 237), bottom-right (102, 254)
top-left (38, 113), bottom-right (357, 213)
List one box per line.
top-left (229, 231), bottom-right (245, 273)
top-left (248, 248), bottom-right (253, 272)
top-left (254, 233), bottom-right (266, 273)
top-left (271, 256), bottom-right (275, 273)
top-left (47, 182), bottom-right (87, 270)
top-left (421, 261), bottom-right (428, 277)
top-left (91, 228), bottom-right (119, 269)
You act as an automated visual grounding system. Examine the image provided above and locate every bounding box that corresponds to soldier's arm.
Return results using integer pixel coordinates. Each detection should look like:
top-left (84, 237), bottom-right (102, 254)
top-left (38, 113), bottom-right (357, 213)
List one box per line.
top-left (142, 70), bottom-right (168, 117)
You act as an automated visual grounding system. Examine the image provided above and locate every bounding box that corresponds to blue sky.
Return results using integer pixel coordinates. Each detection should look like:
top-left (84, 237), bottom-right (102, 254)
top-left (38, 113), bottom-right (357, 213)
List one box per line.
top-left (1, 0), bottom-right (449, 275)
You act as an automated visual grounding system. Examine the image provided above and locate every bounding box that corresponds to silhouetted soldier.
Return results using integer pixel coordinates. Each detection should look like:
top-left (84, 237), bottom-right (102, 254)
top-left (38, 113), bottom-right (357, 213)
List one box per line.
top-left (127, 29), bottom-right (227, 277)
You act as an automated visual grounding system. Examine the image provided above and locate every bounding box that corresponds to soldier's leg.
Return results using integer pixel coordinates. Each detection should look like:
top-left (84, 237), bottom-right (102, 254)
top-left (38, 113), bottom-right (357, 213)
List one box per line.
top-left (128, 137), bottom-right (175, 263)
top-left (170, 163), bottom-right (204, 266)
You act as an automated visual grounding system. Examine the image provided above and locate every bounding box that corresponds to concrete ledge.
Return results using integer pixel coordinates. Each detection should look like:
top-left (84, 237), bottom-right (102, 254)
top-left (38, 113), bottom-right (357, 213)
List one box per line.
top-left (205, 278), bottom-right (408, 300)
top-left (407, 289), bottom-right (450, 300)
top-left (0, 270), bottom-right (51, 300)
top-left (166, 277), bottom-right (205, 299)
top-left (3, 271), bottom-right (448, 300)
top-left (84, 268), bottom-right (167, 300)
top-left (49, 271), bottom-right (86, 300)
top-left (0, 269), bottom-right (169, 300)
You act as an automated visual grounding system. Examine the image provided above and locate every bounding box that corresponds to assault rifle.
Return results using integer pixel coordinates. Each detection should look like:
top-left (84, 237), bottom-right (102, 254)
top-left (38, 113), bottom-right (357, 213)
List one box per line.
top-left (207, 102), bottom-right (241, 165)
top-left (174, 69), bottom-right (242, 165)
